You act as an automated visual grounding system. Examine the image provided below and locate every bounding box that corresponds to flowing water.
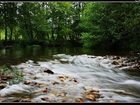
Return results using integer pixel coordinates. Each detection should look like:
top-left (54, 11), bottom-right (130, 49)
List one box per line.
top-left (0, 46), bottom-right (140, 102)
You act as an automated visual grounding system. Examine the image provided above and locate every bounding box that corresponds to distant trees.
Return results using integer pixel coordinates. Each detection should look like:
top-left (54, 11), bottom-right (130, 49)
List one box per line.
top-left (0, 2), bottom-right (17, 42)
top-left (80, 3), bottom-right (140, 51)
top-left (0, 2), bottom-right (140, 51)
top-left (0, 2), bottom-right (84, 45)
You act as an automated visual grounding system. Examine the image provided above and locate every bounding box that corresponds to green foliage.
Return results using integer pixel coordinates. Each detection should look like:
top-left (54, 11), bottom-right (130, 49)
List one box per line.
top-left (81, 32), bottom-right (101, 48)
top-left (81, 33), bottom-right (93, 48)
top-left (0, 2), bottom-right (140, 51)
top-left (0, 64), bottom-right (23, 85)
top-left (80, 3), bottom-right (140, 51)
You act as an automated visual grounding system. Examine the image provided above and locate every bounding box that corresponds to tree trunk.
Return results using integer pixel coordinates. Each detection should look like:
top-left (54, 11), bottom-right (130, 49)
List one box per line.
top-left (29, 18), bottom-right (33, 42)
top-left (0, 31), bottom-right (1, 40)
top-left (4, 27), bottom-right (8, 42)
top-left (9, 27), bottom-right (13, 41)
top-left (4, 3), bottom-right (8, 43)
top-left (51, 17), bottom-right (54, 40)
top-left (24, 20), bottom-right (30, 41)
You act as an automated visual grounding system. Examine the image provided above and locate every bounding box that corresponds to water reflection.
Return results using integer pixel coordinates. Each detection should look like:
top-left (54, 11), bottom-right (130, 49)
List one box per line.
top-left (0, 45), bottom-right (128, 66)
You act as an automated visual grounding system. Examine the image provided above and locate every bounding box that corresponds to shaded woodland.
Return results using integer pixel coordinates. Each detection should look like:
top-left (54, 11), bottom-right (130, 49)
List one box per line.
top-left (0, 2), bottom-right (140, 51)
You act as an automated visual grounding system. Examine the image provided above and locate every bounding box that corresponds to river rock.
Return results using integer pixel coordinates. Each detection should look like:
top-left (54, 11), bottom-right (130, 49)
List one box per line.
top-left (0, 84), bottom-right (7, 89)
top-left (112, 56), bottom-right (120, 60)
top-left (53, 54), bottom-right (71, 59)
top-left (26, 60), bottom-right (40, 66)
top-left (59, 59), bottom-right (69, 63)
top-left (44, 69), bottom-right (54, 74)
top-left (112, 61), bottom-right (119, 65)
top-left (24, 80), bottom-right (32, 85)
top-left (26, 60), bottom-right (34, 64)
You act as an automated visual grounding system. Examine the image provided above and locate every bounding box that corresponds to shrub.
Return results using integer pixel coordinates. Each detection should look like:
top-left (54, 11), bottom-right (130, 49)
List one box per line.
top-left (0, 64), bottom-right (23, 85)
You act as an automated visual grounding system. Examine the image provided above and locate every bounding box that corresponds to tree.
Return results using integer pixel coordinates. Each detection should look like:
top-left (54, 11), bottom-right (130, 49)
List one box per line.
top-left (80, 2), bottom-right (140, 51)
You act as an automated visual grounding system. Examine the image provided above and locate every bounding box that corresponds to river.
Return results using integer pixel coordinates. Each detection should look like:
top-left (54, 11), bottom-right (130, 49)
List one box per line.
top-left (0, 45), bottom-right (140, 102)
top-left (0, 45), bottom-right (128, 66)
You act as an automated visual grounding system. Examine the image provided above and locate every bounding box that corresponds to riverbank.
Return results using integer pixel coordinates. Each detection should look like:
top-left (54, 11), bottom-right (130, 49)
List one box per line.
top-left (103, 55), bottom-right (140, 71)
top-left (0, 40), bottom-right (82, 49)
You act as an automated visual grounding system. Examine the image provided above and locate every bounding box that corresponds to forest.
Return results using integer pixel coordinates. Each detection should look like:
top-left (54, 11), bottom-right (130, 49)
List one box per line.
top-left (0, 2), bottom-right (140, 103)
top-left (0, 2), bottom-right (140, 51)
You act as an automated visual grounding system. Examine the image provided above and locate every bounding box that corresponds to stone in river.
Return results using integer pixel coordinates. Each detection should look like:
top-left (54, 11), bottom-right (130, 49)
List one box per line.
top-left (112, 61), bottom-right (119, 65)
top-left (44, 69), bottom-right (54, 74)
top-left (0, 84), bottom-right (7, 89)
top-left (60, 59), bottom-right (69, 63)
